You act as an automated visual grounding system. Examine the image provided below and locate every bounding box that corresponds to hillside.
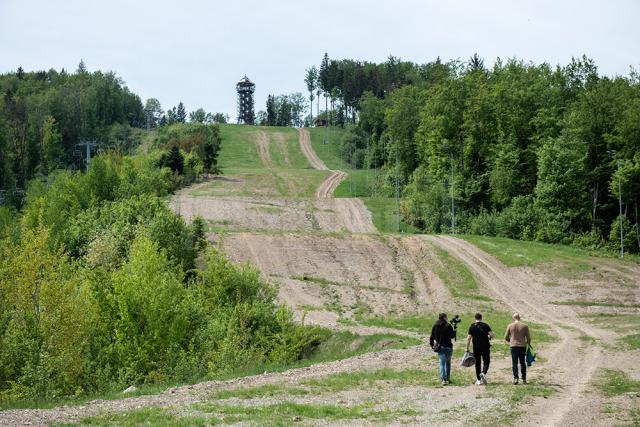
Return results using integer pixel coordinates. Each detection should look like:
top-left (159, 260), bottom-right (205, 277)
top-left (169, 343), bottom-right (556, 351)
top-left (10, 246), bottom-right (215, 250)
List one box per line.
top-left (1, 125), bottom-right (639, 426)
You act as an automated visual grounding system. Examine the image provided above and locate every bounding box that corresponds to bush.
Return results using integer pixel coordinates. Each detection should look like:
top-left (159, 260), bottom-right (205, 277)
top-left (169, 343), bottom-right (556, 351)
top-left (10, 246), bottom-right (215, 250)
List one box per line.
top-left (468, 209), bottom-right (498, 236)
top-left (570, 230), bottom-right (606, 251)
top-left (609, 216), bottom-right (639, 254)
top-left (495, 195), bottom-right (540, 240)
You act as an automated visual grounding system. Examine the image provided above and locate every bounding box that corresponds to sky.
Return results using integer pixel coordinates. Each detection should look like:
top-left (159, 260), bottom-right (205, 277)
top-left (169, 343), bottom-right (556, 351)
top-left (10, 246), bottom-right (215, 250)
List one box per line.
top-left (1, 0), bottom-right (638, 121)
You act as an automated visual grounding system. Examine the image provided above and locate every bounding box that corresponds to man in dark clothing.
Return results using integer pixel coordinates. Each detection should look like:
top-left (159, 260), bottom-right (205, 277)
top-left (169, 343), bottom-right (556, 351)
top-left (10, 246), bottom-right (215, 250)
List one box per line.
top-left (466, 313), bottom-right (494, 385)
top-left (430, 313), bottom-right (457, 385)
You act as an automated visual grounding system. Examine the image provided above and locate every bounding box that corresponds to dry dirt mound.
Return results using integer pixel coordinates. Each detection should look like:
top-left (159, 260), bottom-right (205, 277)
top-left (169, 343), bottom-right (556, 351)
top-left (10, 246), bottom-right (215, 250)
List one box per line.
top-left (220, 233), bottom-right (450, 325)
top-left (171, 195), bottom-right (375, 234)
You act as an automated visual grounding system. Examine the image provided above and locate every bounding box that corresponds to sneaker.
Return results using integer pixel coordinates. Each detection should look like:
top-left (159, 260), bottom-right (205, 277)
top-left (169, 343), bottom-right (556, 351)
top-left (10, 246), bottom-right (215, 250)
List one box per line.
top-left (475, 379), bottom-right (482, 385)
top-left (442, 380), bottom-right (447, 386)
top-left (445, 380), bottom-right (450, 385)
top-left (513, 378), bottom-right (519, 385)
top-left (522, 379), bottom-right (527, 385)
top-left (479, 372), bottom-right (487, 385)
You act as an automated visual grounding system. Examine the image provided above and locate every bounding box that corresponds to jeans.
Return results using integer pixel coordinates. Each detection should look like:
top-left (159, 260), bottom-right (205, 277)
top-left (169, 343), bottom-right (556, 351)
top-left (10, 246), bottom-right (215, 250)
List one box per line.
top-left (510, 346), bottom-right (526, 380)
top-left (438, 347), bottom-right (453, 381)
top-left (474, 348), bottom-right (490, 380)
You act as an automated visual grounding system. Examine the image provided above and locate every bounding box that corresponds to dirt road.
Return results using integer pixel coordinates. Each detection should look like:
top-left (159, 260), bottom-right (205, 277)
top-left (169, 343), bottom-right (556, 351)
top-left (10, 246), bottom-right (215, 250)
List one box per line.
top-left (425, 236), bottom-right (612, 427)
top-left (298, 128), bottom-right (346, 198)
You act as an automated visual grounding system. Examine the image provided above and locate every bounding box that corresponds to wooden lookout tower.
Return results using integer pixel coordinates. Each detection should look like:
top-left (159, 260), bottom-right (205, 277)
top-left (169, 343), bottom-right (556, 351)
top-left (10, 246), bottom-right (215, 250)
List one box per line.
top-left (236, 76), bottom-right (255, 125)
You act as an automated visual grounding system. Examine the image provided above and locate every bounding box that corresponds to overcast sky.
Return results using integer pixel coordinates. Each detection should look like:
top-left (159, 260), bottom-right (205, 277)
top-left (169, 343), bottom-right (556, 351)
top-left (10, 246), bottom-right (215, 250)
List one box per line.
top-left (1, 0), bottom-right (638, 121)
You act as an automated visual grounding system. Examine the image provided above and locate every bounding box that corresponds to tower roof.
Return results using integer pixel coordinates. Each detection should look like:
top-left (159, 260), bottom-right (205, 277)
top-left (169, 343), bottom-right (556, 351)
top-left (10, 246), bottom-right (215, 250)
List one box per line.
top-left (237, 75), bottom-right (254, 86)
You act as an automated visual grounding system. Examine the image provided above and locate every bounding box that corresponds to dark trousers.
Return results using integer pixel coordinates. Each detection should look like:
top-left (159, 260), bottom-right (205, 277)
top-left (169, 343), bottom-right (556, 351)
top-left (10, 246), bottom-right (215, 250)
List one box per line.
top-left (473, 348), bottom-right (490, 380)
top-left (510, 346), bottom-right (526, 380)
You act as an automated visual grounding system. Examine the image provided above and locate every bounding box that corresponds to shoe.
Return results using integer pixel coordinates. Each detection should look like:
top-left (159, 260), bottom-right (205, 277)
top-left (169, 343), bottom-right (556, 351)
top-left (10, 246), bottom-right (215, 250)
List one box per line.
top-left (445, 380), bottom-right (450, 385)
top-left (475, 379), bottom-right (482, 385)
top-left (442, 380), bottom-right (447, 386)
top-left (479, 373), bottom-right (487, 385)
top-left (513, 378), bottom-right (519, 385)
top-left (522, 379), bottom-right (527, 385)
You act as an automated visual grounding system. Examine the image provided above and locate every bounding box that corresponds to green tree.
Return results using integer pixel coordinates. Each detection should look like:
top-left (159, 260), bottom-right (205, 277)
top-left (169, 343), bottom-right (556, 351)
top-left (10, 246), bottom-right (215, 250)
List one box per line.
top-left (143, 98), bottom-right (164, 129)
top-left (176, 102), bottom-right (187, 123)
top-left (189, 108), bottom-right (207, 123)
top-left (304, 66), bottom-right (318, 121)
top-left (535, 133), bottom-right (589, 238)
top-left (41, 116), bottom-right (63, 173)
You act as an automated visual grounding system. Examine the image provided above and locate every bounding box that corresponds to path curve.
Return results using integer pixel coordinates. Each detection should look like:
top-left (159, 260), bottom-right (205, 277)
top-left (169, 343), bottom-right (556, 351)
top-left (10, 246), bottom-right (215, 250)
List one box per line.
top-left (425, 235), bottom-right (606, 427)
top-left (298, 128), bottom-right (346, 198)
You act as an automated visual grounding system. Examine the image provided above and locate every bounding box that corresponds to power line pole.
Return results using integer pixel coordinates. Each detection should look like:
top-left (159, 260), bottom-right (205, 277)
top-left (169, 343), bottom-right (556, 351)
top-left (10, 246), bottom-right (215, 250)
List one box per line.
top-left (395, 139), bottom-right (400, 233)
top-left (451, 153), bottom-right (455, 235)
top-left (76, 140), bottom-right (100, 172)
top-left (618, 160), bottom-right (624, 258)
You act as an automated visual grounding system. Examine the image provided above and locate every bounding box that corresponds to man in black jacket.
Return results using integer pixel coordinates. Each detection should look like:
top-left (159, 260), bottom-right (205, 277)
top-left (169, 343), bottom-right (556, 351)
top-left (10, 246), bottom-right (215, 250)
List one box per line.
top-left (430, 313), bottom-right (457, 385)
top-left (466, 313), bottom-right (494, 385)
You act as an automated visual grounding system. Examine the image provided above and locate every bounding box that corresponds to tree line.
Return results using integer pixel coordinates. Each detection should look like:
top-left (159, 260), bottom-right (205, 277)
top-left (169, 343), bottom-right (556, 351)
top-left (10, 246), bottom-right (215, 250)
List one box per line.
top-left (257, 93), bottom-right (307, 127)
top-left (0, 61), bottom-right (228, 198)
top-left (305, 53), bottom-right (640, 253)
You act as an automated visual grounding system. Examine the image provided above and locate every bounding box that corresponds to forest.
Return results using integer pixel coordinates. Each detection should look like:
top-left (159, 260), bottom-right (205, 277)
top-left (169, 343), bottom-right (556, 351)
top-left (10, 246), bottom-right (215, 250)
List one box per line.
top-left (0, 65), bottom-right (322, 401)
top-left (302, 53), bottom-right (640, 253)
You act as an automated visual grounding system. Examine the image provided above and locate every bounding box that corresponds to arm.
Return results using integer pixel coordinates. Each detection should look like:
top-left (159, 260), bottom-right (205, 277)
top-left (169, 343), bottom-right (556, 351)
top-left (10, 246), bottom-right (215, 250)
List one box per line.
top-left (525, 325), bottom-right (531, 346)
top-left (488, 330), bottom-right (495, 340)
top-left (429, 325), bottom-right (435, 347)
top-left (466, 334), bottom-right (472, 352)
top-left (504, 325), bottom-right (511, 343)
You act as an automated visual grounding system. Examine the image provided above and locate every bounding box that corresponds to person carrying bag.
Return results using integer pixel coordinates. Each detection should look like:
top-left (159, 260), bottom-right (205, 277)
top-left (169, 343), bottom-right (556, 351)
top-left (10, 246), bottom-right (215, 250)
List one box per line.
top-left (429, 313), bottom-right (456, 386)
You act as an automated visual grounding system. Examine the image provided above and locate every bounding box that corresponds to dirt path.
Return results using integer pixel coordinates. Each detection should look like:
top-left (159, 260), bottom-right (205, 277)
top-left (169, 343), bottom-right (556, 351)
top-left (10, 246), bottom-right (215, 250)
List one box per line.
top-left (298, 128), bottom-right (327, 170)
top-left (425, 235), bottom-right (608, 427)
top-left (298, 128), bottom-right (346, 198)
top-left (315, 170), bottom-right (346, 198)
top-left (254, 130), bottom-right (272, 167)
top-left (274, 133), bottom-right (291, 166)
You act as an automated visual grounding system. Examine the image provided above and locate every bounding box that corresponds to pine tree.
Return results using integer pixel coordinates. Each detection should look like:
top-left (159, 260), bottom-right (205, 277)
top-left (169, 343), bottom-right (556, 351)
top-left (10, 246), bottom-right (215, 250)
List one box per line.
top-left (176, 102), bottom-right (187, 123)
top-left (266, 95), bottom-right (276, 126)
top-left (77, 59), bottom-right (87, 73)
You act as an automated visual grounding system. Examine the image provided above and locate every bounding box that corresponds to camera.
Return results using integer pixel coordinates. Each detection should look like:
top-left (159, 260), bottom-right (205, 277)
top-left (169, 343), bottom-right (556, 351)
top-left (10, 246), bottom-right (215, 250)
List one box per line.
top-left (450, 315), bottom-right (461, 330)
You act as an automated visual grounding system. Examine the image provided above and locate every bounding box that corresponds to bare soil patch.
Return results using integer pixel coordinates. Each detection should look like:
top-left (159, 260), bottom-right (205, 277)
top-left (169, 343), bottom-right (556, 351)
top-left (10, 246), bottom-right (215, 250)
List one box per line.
top-left (220, 233), bottom-right (449, 325)
top-left (171, 195), bottom-right (375, 234)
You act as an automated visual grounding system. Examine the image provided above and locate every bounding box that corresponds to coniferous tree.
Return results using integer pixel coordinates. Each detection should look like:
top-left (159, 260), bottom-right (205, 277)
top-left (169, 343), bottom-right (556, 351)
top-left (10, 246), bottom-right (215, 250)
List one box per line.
top-left (176, 102), bottom-right (187, 123)
top-left (305, 66), bottom-right (318, 122)
top-left (266, 95), bottom-right (277, 126)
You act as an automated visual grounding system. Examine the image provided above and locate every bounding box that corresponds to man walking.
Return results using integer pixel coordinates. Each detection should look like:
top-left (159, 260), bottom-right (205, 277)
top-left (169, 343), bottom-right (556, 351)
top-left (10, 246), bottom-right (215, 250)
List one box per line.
top-left (505, 313), bottom-right (531, 384)
top-left (466, 313), bottom-right (494, 385)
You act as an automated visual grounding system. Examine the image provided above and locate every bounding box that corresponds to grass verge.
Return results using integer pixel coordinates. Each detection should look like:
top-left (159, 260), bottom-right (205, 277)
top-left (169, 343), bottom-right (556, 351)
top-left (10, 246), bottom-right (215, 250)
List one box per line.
top-left (361, 197), bottom-right (420, 233)
top-left (430, 245), bottom-right (492, 301)
top-left (621, 334), bottom-right (640, 349)
top-left (596, 369), bottom-right (640, 397)
top-left (461, 235), bottom-right (593, 271)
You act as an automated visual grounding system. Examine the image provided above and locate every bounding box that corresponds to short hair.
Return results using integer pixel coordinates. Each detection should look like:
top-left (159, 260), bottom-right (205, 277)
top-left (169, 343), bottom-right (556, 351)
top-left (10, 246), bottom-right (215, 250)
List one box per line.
top-left (512, 313), bottom-right (521, 320)
top-left (439, 313), bottom-right (447, 320)
top-left (475, 313), bottom-right (482, 320)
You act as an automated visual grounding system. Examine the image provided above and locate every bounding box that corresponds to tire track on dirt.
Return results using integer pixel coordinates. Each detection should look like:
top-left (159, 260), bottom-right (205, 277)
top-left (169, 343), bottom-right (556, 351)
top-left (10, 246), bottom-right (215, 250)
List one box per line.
top-left (254, 130), bottom-right (272, 167)
top-left (298, 128), bottom-right (347, 198)
top-left (425, 235), bottom-right (605, 427)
